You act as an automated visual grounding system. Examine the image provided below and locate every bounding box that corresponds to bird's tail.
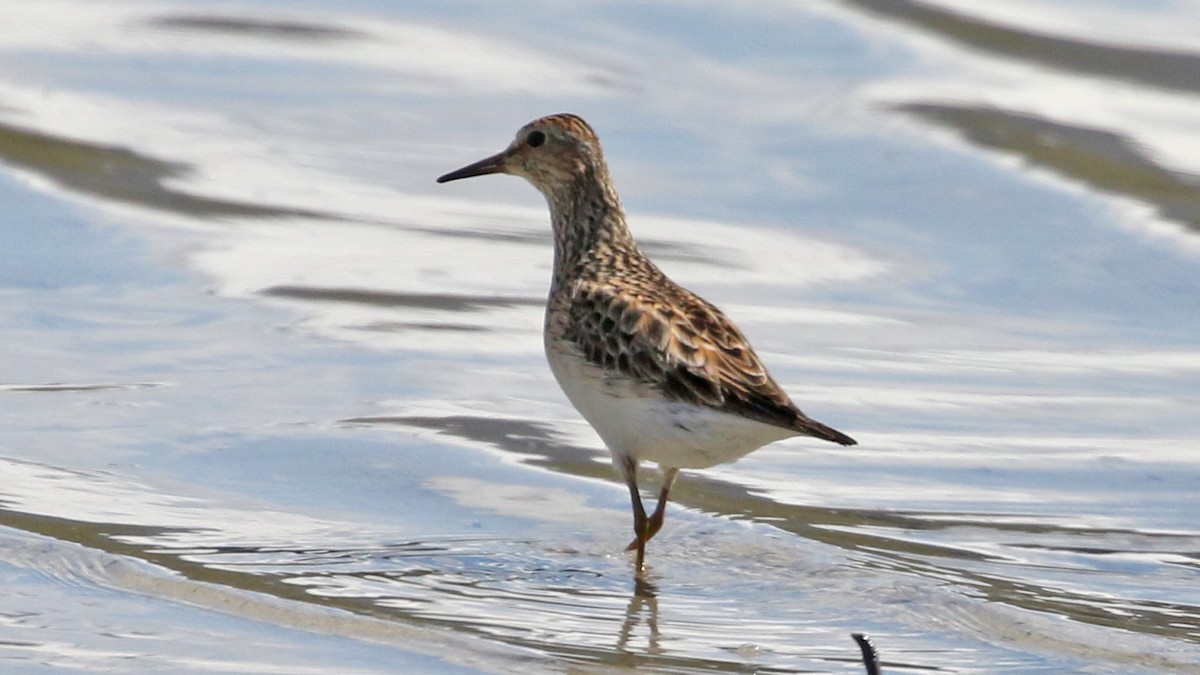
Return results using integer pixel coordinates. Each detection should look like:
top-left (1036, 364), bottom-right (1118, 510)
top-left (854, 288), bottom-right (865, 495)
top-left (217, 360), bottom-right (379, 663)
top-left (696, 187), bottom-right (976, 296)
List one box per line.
top-left (795, 415), bottom-right (857, 446)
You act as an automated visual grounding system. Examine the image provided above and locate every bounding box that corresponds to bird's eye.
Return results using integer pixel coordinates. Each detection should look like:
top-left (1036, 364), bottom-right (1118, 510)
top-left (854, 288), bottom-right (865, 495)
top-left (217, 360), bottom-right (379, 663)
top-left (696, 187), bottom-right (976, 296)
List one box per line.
top-left (526, 130), bottom-right (546, 147)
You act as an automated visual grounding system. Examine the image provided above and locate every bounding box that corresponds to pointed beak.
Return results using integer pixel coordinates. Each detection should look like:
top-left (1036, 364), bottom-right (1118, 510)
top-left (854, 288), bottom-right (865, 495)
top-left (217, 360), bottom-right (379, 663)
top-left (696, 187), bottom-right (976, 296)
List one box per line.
top-left (436, 150), bottom-right (508, 183)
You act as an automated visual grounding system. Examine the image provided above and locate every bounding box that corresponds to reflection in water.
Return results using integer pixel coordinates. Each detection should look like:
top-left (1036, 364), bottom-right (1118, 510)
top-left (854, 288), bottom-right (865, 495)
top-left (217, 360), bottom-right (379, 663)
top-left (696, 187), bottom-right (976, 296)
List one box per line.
top-left (617, 583), bottom-right (661, 659)
top-left (352, 413), bottom-right (1200, 652)
top-left (262, 286), bottom-right (543, 312)
top-left (844, 0), bottom-right (1200, 94)
top-left (9, 456), bottom-right (1182, 673)
top-left (0, 122), bottom-right (335, 219)
top-left (899, 104), bottom-right (1200, 234)
top-left (406, 224), bottom-right (747, 270)
top-left (2, 0), bottom-right (1199, 672)
top-left (0, 381), bottom-right (162, 393)
top-left (0, 457), bottom-right (852, 672)
top-left (0, 452), bottom-right (979, 673)
top-left (149, 14), bottom-right (366, 41)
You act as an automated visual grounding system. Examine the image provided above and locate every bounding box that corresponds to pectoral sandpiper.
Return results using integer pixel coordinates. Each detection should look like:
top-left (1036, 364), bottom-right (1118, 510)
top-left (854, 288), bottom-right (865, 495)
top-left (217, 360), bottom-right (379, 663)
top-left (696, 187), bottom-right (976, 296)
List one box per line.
top-left (437, 114), bottom-right (856, 573)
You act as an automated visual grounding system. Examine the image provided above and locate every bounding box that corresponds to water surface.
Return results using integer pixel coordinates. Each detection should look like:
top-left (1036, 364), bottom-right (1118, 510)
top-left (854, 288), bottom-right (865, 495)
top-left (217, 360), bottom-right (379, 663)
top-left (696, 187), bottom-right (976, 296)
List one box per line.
top-left (0, 1), bottom-right (1198, 672)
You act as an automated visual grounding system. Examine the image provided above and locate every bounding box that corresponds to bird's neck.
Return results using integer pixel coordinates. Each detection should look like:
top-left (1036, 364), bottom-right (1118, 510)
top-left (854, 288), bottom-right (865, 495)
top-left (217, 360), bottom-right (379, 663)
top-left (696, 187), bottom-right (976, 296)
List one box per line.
top-left (545, 165), bottom-right (638, 288)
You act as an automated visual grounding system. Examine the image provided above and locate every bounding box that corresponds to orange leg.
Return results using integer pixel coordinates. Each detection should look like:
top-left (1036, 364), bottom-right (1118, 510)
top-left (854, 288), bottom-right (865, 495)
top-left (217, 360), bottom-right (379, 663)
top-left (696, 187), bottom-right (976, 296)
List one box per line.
top-left (620, 456), bottom-right (649, 572)
top-left (622, 463), bottom-right (680, 571)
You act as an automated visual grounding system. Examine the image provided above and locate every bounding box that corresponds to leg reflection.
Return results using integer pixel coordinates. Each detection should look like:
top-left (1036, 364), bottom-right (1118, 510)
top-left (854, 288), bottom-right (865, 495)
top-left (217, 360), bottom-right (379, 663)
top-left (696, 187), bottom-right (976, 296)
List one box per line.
top-left (616, 577), bottom-right (661, 655)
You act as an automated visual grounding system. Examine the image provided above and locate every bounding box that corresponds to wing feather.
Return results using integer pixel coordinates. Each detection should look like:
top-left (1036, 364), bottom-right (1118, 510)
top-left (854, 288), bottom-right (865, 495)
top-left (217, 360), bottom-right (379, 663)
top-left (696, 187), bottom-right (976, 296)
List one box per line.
top-left (564, 277), bottom-right (855, 445)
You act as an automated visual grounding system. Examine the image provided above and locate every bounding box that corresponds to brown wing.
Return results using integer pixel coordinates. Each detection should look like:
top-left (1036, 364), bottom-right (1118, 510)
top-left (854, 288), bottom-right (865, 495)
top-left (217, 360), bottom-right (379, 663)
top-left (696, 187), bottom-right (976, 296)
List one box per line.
top-left (565, 278), bottom-right (856, 446)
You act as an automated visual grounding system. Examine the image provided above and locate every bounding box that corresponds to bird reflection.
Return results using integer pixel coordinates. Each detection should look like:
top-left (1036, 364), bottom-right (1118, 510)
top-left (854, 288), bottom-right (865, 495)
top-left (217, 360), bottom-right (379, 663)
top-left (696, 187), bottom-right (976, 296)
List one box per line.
top-left (616, 576), bottom-right (661, 655)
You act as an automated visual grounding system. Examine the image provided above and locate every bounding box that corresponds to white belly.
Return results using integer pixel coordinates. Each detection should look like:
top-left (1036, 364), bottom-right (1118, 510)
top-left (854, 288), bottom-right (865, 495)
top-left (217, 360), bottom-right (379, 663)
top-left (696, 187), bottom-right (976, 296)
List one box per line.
top-left (545, 339), bottom-right (794, 469)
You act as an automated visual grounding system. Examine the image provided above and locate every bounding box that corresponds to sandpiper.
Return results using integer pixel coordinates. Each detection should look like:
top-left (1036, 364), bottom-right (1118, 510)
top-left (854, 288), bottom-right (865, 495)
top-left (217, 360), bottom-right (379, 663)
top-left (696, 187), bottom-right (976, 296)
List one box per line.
top-left (437, 114), bottom-right (856, 572)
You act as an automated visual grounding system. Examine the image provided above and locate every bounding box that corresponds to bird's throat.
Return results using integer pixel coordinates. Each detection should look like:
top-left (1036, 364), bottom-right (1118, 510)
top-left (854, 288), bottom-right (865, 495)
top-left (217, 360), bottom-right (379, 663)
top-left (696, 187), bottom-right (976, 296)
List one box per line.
top-left (547, 169), bottom-right (634, 287)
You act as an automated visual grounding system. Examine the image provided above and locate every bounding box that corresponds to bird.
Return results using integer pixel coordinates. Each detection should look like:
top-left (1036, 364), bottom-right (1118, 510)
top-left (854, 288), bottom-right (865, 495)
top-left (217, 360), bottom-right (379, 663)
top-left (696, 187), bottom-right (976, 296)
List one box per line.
top-left (437, 113), bottom-right (856, 573)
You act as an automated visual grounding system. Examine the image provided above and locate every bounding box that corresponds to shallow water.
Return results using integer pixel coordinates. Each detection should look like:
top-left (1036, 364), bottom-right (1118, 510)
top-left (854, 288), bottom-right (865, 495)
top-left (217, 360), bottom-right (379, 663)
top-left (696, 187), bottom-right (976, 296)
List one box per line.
top-left (1, 1), bottom-right (1198, 672)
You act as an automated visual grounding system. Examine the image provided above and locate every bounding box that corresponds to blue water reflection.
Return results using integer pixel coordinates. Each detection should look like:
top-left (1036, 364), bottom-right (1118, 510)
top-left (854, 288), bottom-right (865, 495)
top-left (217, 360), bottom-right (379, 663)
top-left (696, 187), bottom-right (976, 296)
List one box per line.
top-left (0, 0), bottom-right (1198, 672)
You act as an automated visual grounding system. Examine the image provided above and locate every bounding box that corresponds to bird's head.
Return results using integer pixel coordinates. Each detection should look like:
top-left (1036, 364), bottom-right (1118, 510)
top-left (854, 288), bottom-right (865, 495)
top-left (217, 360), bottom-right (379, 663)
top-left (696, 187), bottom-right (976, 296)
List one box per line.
top-left (437, 113), bottom-right (606, 199)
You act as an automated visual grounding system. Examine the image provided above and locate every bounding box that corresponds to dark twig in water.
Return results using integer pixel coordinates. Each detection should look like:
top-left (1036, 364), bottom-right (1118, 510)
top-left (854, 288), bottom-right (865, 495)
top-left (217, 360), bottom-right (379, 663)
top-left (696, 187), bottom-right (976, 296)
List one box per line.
top-left (851, 633), bottom-right (881, 675)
